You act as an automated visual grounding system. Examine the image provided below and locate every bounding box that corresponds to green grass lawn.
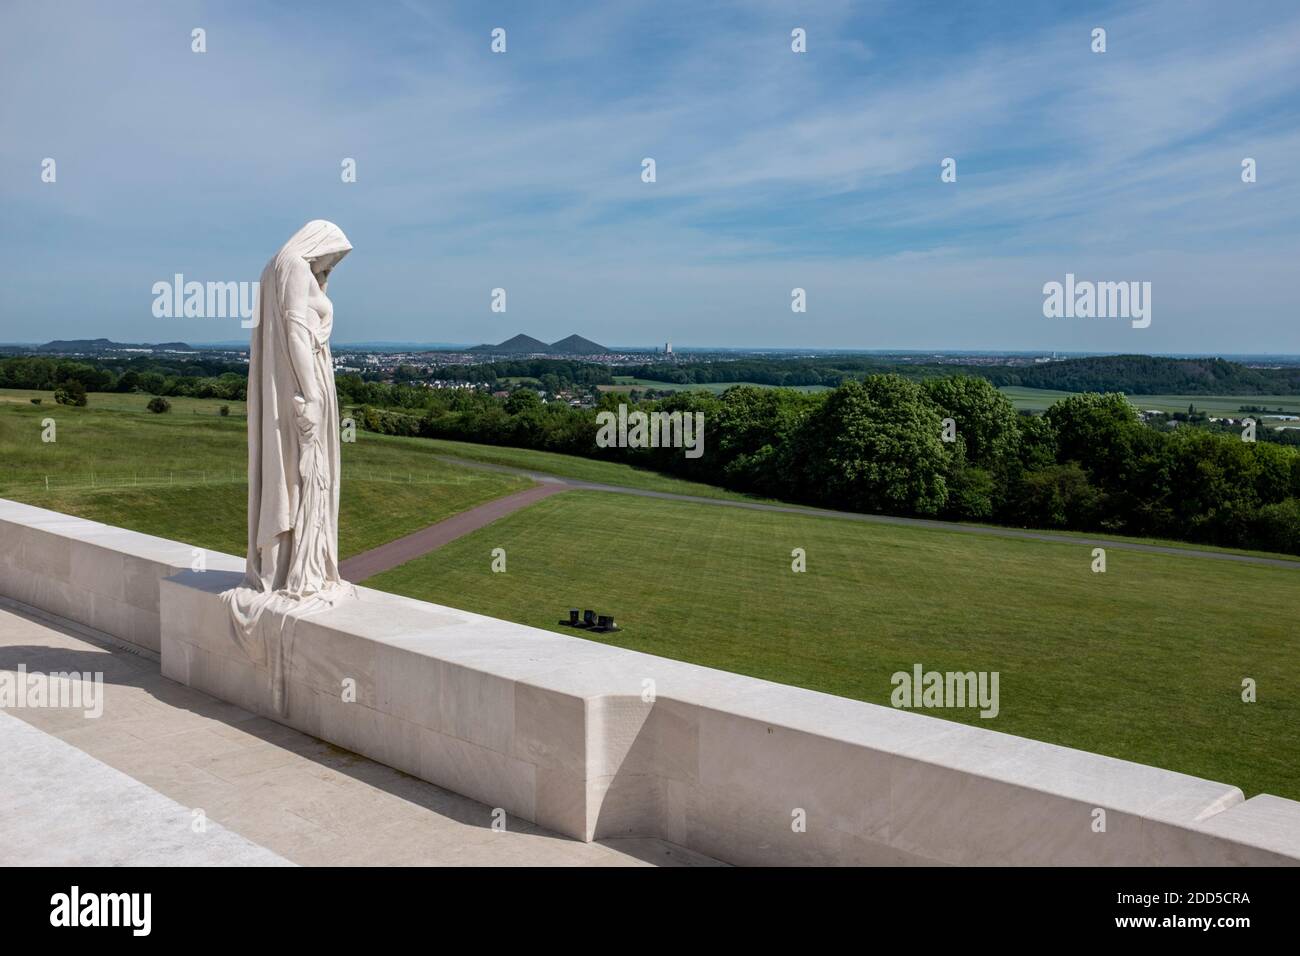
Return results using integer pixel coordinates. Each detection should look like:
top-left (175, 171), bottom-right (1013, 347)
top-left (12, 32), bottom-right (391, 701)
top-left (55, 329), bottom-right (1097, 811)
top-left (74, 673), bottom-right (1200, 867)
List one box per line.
top-left (366, 489), bottom-right (1300, 801)
top-left (0, 387), bottom-right (248, 417)
top-left (409, 435), bottom-right (769, 502)
top-left (400, 436), bottom-right (1300, 563)
top-left (1000, 386), bottom-right (1300, 418)
top-left (7, 387), bottom-right (1299, 798)
top-left (0, 389), bottom-right (529, 556)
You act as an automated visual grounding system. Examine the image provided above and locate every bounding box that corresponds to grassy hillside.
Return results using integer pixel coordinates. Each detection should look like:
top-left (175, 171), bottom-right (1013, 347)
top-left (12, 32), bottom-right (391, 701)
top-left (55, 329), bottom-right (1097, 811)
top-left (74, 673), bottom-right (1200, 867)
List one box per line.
top-left (6, 387), bottom-right (1297, 799)
top-left (367, 489), bottom-right (1300, 802)
top-left (399, 435), bottom-right (770, 502)
top-left (0, 388), bottom-right (529, 556)
top-left (366, 434), bottom-right (1299, 561)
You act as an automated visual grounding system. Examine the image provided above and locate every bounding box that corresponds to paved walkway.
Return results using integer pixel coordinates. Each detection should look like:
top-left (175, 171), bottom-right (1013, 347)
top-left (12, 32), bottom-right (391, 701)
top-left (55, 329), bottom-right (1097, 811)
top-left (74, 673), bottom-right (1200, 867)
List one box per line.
top-left (430, 454), bottom-right (1300, 571)
top-left (0, 604), bottom-right (720, 867)
top-left (339, 484), bottom-right (567, 581)
top-left (1, 709), bottom-right (292, 866)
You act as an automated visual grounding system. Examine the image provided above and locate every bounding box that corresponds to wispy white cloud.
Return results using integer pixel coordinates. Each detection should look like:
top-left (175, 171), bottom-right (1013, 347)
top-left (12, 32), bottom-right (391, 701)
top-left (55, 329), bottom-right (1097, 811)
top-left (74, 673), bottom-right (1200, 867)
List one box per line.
top-left (0, 0), bottom-right (1297, 351)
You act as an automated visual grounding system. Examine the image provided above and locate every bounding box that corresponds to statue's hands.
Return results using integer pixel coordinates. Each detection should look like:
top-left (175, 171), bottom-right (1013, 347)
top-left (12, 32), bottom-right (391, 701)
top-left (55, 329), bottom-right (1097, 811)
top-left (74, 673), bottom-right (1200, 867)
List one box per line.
top-left (293, 394), bottom-right (323, 443)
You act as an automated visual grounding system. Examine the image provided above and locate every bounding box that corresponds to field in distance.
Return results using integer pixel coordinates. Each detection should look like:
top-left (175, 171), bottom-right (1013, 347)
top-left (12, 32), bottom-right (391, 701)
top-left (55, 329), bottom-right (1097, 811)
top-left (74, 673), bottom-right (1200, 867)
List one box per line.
top-left (998, 386), bottom-right (1300, 418)
top-left (594, 379), bottom-right (1300, 418)
top-left (602, 376), bottom-right (831, 394)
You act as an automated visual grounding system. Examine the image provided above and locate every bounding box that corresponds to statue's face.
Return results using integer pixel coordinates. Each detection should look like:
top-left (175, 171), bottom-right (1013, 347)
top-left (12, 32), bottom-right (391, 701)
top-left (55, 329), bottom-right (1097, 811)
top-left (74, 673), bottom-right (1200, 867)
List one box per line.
top-left (312, 264), bottom-right (332, 289)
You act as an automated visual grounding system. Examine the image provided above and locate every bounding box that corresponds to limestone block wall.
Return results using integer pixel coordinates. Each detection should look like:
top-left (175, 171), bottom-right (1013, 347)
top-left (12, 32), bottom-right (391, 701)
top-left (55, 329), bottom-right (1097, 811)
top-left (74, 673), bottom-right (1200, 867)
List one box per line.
top-left (158, 569), bottom-right (1300, 866)
top-left (3, 497), bottom-right (1299, 865)
top-left (0, 499), bottom-right (242, 654)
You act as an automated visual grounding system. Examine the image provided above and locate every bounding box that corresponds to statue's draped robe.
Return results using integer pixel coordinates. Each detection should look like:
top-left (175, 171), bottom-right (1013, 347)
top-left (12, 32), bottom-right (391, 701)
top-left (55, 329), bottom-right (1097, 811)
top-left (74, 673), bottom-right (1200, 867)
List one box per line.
top-left (223, 220), bottom-right (355, 712)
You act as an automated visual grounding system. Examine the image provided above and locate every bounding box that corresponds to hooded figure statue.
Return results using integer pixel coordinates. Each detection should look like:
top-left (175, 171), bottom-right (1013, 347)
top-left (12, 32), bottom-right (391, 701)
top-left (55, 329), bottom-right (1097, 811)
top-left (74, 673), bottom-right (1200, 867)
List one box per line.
top-left (224, 220), bottom-right (356, 713)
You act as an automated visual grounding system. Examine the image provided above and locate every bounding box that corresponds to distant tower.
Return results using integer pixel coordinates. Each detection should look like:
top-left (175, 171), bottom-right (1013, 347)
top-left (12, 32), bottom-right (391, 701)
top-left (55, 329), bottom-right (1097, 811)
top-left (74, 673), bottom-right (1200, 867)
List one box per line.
top-left (665, 342), bottom-right (673, 356)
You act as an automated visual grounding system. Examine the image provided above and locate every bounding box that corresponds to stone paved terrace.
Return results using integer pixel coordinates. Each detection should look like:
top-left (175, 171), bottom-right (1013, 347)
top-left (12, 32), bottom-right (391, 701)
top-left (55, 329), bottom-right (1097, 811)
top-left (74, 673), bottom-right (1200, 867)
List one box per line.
top-left (0, 603), bottom-right (721, 867)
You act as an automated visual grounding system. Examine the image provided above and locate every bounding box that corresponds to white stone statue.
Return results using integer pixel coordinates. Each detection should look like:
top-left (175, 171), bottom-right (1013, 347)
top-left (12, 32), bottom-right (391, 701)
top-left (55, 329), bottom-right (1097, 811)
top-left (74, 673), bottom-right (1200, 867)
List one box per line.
top-left (223, 220), bottom-right (356, 712)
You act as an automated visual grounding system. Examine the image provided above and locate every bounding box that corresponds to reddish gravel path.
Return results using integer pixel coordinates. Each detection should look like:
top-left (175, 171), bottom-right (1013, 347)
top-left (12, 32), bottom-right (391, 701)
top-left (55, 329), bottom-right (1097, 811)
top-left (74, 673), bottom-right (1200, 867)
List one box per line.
top-left (339, 483), bottom-right (568, 582)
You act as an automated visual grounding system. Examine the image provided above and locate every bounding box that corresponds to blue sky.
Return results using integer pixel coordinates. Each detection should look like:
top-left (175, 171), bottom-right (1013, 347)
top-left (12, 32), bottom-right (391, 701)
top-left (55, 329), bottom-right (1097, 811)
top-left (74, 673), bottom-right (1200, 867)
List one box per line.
top-left (2, 0), bottom-right (1298, 351)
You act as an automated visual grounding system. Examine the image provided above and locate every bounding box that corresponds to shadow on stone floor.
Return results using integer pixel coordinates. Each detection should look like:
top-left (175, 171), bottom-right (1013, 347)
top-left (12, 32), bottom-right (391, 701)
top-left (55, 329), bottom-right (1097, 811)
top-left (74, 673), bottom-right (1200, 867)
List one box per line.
top-left (0, 609), bottom-right (723, 866)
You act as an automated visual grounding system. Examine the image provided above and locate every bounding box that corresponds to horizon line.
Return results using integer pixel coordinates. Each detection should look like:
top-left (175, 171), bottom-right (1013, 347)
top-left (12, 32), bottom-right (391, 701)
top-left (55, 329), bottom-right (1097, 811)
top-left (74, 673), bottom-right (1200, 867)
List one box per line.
top-left (4, 340), bottom-right (1300, 360)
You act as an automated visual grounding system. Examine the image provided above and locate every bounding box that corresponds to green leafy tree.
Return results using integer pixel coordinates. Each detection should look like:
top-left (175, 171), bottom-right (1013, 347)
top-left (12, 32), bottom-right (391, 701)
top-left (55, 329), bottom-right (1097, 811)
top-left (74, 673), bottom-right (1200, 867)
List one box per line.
top-left (505, 389), bottom-right (542, 415)
top-left (138, 372), bottom-right (165, 395)
top-left (1046, 393), bottom-right (1138, 461)
top-left (1254, 499), bottom-right (1300, 554)
top-left (1014, 463), bottom-right (1101, 528)
top-left (1013, 412), bottom-right (1058, 471)
top-left (922, 376), bottom-right (1021, 469)
top-left (945, 464), bottom-right (996, 520)
top-left (794, 376), bottom-right (949, 515)
top-left (54, 380), bottom-right (88, 407)
top-left (714, 386), bottom-right (820, 495)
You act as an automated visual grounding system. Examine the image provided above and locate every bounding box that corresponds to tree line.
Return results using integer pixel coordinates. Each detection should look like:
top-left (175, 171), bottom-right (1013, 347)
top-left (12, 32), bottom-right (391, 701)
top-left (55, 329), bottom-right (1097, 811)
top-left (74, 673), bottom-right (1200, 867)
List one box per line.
top-left (0, 355), bottom-right (247, 401)
top-left (625, 354), bottom-right (1300, 395)
top-left (357, 376), bottom-right (1300, 555)
top-left (6, 353), bottom-right (1298, 554)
